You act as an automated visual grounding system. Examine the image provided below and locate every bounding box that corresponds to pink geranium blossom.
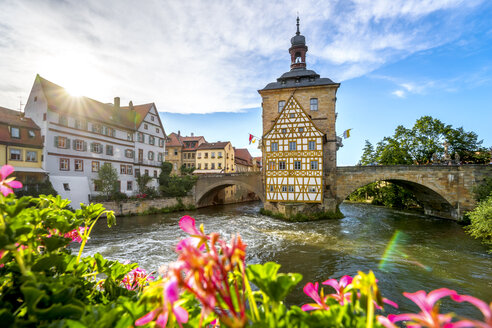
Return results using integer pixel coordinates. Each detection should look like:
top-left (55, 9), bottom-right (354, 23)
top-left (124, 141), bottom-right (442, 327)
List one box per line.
top-left (301, 282), bottom-right (330, 311)
top-left (64, 227), bottom-right (86, 243)
top-left (382, 288), bottom-right (474, 328)
top-left (451, 294), bottom-right (492, 328)
top-left (121, 267), bottom-right (154, 291)
top-left (135, 277), bottom-right (188, 327)
top-left (0, 165), bottom-right (22, 196)
top-left (322, 275), bottom-right (353, 305)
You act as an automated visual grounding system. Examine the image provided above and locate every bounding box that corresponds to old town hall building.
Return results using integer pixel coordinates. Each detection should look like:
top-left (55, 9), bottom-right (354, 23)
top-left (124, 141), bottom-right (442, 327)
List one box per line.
top-left (259, 18), bottom-right (340, 216)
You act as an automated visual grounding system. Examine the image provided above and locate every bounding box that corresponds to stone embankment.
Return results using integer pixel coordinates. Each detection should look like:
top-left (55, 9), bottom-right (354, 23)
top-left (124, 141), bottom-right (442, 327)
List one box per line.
top-left (100, 196), bottom-right (195, 216)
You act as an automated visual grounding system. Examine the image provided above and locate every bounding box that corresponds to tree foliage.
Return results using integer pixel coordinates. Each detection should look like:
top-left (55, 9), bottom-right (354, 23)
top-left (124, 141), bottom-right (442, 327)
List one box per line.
top-left (466, 195), bottom-right (492, 253)
top-left (360, 116), bottom-right (490, 165)
top-left (97, 163), bottom-right (119, 199)
top-left (472, 177), bottom-right (492, 202)
top-left (159, 162), bottom-right (197, 197)
top-left (136, 173), bottom-right (153, 195)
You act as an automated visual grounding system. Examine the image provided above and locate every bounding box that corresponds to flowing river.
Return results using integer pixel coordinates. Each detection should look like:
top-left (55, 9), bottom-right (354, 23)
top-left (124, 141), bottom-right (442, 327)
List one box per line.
top-left (83, 201), bottom-right (491, 319)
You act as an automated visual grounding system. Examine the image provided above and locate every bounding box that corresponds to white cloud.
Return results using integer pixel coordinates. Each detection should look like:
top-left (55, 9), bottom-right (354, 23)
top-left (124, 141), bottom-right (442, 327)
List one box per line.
top-left (392, 90), bottom-right (406, 98)
top-left (0, 0), bottom-right (485, 113)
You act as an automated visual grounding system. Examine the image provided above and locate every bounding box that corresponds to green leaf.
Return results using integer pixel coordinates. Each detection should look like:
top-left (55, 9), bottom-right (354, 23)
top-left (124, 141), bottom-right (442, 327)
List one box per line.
top-left (42, 236), bottom-right (71, 252)
top-left (246, 262), bottom-right (303, 302)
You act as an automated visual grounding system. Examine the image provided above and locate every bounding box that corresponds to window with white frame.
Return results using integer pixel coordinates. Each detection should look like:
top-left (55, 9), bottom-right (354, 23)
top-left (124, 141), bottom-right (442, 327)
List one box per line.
top-left (92, 161), bottom-right (100, 172)
top-left (271, 142), bottom-right (278, 152)
top-left (279, 161), bottom-right (286, 170)
top-left (149, 136), bottom-right (155, 145)
top-left (310, 160), bottom-right (318, 170)
top-left (278, 100), bottom-right (285, 113)
top-left (125, 149), bottom-right (134, 158)
top-left (26, 151), bottom-right (37, 162)
top-left (310, 98), bottom-right (318, 111)
top-left (28, 130), bottom-right (35, 138)
top-left (60, 158), bottom-right (69, 171)
top-left (288, 185), bottom-right (295, 192)
top-left (138, 132), bottom-right (144, 142)
top-left (289, 141), bottom-right (296, 151)
top-left (10, 127), bottom-right (20, 138)
top-left (9, 148), bottom-right (22, 160)
top-left (127, 181), bottom-right (133, 191)
top-left (56, 136), bottom-right (69, 149)
top-left (148, 151), bottom-right (154, 160)
top-left (74, 139), bottom-right (85, 151)
top-left (294, 161), bottom-right (301, 170)
top-left (308, 141), bottom-right (316, 150)
top-left (120, 165), bottom-right (127, 174)
top-left (74, 159), bottom-right (83, 171)
top-left (282, 186), bottom-right (287, 192)
top-left (158, 153), bottom-right (163, 162)
top-left (91, 143), bottom-right (103, 154)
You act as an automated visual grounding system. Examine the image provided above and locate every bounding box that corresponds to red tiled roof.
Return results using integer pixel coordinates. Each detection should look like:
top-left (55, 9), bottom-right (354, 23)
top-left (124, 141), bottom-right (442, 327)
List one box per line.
top-left (181, 135), bottom-right (206, 151)
top-left (165, 132), bottom-right (183, 147)
top-left (37, 75), bottom-right (153, 130)
top-left (235, 148), bottom-right (253, 166)
top-left (197, 141), bottom-right (231, 150)
top-left (0, 106), bottom-right (43, 148)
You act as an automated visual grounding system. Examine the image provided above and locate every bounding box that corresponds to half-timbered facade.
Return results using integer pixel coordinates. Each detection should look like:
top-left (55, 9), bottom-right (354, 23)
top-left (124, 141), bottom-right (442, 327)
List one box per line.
top-left (264, 96), bottom-right (324, 203)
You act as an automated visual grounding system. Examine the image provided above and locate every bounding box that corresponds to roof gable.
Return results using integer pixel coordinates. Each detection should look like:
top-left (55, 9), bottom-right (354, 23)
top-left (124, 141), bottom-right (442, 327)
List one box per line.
top-left (263, 96), bottom-right (324, 140)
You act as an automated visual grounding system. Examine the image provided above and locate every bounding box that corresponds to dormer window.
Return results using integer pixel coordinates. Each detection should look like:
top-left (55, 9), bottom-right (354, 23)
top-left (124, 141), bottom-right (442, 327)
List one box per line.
top-left (278, 100), bottom-right (285, 113)
top-left (10, 127), bottom-right (20, 138)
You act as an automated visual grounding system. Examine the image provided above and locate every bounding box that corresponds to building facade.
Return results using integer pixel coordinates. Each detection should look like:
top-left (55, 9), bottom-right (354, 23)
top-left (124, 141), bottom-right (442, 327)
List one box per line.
top-left (24, 75), bottom-right (166, 207)
top-left (258, 18), bottom-right (340, 215)
top-left (235, 148), bottom-right (254, 172)
top-left (0, 106), bottom-right (46, 185)
top-left (165, 132), bottom-right (183, 174)
top-left (195, 142), bottom-right (235, 173)
top-left (181, 134), bottom-right (206, 169)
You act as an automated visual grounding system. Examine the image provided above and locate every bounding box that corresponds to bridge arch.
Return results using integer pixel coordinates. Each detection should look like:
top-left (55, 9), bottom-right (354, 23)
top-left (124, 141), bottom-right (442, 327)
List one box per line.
top-left (335, 166), bottom-right (464, 220)
top-left (195, 174), bottom-right (264, 207)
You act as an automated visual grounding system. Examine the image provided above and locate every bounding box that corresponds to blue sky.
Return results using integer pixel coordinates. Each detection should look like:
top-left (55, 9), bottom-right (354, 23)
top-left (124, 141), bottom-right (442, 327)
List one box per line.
top-left (0, 0), bottom-right (491, 165)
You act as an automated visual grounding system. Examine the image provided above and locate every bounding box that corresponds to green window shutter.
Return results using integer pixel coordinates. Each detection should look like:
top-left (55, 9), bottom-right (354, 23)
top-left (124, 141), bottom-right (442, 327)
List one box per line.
top-left (90, 143), bottom-right (94, 152)
top-left (66, 139), bottom-right (71, 149)
top-left (54, 136), bottom-right (58, 147)
top-left (83, 141), bottom-right (87, 151)
top-left (73, 140), bottom-right (77, 150)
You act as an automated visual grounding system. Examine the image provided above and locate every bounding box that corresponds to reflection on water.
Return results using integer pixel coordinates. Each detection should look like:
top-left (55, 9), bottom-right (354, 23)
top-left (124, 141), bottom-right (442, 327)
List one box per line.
top-left (82, 201), bottom-right (491, 319)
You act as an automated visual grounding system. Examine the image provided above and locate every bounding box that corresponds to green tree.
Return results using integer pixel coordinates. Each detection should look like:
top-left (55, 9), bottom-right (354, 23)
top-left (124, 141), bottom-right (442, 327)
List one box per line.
top-left (473, 177), bottom-right (492, 202)
top-left (466, 195), bottom-right (492, 252)
top-left (97, 163), bottom-right (119, 199)
top-left (136, 173), bottom-right (153, 195)
top-left (359, 140), bottom-right (376, 165)
top-left (362, 116), bottom-right (489, 165)
top-left (158, 161), bottom-right (197, 197)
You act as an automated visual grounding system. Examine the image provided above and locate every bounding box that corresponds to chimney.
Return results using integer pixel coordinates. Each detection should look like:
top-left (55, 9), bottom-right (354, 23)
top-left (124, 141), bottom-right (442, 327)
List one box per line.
top-left (191, 132), bottom-right (194, 137)
top-left (129, 100), bottom-right (134, 111)
top-left (178, 130), bottom-right (181, 137)
top-left (114, 97), bottom-right (120, 109)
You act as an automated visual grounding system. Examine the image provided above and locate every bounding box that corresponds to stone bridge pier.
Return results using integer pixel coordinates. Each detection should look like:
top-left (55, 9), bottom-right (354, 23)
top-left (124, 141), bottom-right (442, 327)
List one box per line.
top-left (335, 165), bottom-right (492, 220)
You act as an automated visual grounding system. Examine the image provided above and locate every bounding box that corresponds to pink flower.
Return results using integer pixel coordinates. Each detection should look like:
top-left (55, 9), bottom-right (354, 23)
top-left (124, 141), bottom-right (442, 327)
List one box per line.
top-left (177, 216), bottom-right (209, 251)
top-left (451, 294), bottom-right (492, 328)
top-left (135, 277), bottom-right (188, 327)
top-left (0, 165), bottom-right (22, 196)
top-left (301, 282), bottom-right (330, 311)
top-left (322, 275), bottom-right (353, 305)
top-left (388, 288), bottom-right (459, 328)
top-left (64, 227), bottom-right (86, 243)
top-left (121, 267), bottom-right (154, 291)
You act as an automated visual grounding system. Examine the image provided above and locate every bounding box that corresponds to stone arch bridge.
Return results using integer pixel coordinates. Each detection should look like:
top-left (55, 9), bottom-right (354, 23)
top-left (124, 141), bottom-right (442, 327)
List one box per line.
top-left (195, 165), bottom-right (492, 220)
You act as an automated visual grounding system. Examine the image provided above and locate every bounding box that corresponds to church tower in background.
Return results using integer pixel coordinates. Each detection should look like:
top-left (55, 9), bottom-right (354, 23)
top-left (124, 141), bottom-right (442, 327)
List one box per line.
top-left (258, 17), bottom-right (341, 217)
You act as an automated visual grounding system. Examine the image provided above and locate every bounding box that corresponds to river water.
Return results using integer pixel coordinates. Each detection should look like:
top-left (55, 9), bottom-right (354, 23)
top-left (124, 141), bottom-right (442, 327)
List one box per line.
top-left (83, 201), bottom-right (491, 319)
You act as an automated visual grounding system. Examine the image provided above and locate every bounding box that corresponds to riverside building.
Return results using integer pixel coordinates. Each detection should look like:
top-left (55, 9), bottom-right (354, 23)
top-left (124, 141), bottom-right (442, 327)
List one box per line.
top-left (259, 18), bottom-right (340, 216)
top-left (23, 75), bottom-right (166, 207)
top-left (0, 106), bottom-right (46, 186)
top-left (195, 142), bottom-right (235, 173)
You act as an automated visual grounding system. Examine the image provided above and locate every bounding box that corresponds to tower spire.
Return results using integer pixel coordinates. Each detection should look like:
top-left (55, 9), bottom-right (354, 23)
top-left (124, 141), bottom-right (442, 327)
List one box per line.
top-left (289, 15), bottom-right (307, 70)
top-left (296, 16), bottom-right (300, 35)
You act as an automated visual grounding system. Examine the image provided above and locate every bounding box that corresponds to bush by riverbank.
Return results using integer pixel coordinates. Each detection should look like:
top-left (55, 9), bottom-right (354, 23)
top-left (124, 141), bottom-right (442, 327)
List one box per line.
top-left (100, 196), bottom-right (195, 217)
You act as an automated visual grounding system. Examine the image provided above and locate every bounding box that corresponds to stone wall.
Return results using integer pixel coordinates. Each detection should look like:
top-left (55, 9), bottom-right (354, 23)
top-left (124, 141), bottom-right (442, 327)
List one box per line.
top-left (100, 196), bottom-right (194, 216)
